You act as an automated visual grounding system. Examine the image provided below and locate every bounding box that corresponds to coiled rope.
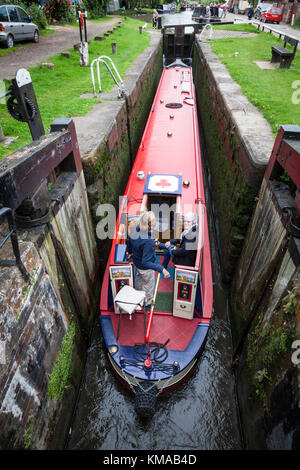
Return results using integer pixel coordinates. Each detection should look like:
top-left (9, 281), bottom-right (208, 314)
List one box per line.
top-left (120, 339), bottom-right (176, 374)
top-left (133, 339), bottom-right (170, 364)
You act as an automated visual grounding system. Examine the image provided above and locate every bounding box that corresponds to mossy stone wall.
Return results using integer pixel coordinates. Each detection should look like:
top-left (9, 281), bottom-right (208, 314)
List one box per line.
top-left (231, 177), bottom-right (300, 449)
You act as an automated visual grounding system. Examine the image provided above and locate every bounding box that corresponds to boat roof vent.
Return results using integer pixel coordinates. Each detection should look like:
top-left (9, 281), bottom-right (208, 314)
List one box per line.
top-left (165, 103), bottom-right (183, 109)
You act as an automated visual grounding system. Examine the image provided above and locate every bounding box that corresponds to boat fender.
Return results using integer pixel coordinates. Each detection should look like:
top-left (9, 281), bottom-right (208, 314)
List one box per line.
top-left (134, 381), bottom-right (157, 418)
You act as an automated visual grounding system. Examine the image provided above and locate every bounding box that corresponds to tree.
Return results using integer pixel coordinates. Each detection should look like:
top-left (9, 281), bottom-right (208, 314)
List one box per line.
top-left (82, 0), bottom-right (107, 18)
top-left (43, 0), bottom-right (75, 23)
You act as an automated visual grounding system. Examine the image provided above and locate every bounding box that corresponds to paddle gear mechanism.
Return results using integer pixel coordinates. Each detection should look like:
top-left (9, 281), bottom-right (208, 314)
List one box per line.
top-left (4, 68), bottom-right (44, 140)
top-left (7, 87), bottom-right (36, 122)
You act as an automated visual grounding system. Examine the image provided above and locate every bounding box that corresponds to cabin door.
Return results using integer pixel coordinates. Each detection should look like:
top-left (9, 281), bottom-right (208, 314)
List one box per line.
top-left (147, 194), bottom-right (180, 243)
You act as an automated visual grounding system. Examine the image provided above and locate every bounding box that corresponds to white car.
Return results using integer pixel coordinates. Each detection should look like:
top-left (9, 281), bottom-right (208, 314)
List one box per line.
top-left (0, 4), bottom-right (39, 48)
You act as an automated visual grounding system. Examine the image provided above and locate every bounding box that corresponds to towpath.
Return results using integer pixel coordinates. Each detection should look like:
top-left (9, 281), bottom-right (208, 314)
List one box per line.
top-left (226, 11), bottom-right (300, 40)
top-left (0, 17), bottom-right (120, 81)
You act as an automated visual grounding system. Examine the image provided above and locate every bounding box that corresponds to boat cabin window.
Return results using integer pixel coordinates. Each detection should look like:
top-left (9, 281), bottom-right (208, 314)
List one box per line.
top-left (147, 194), bottom-right (181, 243)
top-left (140, 173), bottom-right (183, 244)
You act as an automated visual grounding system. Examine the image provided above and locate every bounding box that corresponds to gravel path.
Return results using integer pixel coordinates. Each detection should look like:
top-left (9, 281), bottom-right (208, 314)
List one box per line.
top-left (0, 18), bottom-right (120, 80)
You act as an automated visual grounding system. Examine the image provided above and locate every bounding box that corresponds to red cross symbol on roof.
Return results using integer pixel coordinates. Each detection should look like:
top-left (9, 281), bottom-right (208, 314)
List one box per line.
top-left (155, 178), bottom-right (172, 188)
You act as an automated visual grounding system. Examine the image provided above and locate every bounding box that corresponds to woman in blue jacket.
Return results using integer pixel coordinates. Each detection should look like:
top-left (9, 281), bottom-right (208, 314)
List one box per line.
top-left (127, 211), bottom-right (170, 308)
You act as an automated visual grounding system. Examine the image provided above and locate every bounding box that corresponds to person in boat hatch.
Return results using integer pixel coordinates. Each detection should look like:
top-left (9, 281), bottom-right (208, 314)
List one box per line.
top-left (126, 211), bottom-right (170, 308)
top-left (157, 212), bottom-right (198, 268)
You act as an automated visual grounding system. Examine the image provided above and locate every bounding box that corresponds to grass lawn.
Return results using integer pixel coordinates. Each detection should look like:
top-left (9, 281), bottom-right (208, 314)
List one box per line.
top-left (210, 26), bottom-right (300, 137)
top-left (0, 17), bottom-right (150, 159)
top-left (213, 23), bottom-right (260, 33)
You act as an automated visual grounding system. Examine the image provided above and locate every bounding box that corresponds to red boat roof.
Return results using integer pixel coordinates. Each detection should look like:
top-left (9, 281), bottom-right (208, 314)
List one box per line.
top-left (124, 66), bottom-right (204, 215)
top-left (101, 66), bottom-right (213, 322)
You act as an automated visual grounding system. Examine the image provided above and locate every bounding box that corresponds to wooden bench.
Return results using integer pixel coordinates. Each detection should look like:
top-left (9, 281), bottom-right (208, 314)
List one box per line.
top-left (271, 35), bottom-right (299, 68)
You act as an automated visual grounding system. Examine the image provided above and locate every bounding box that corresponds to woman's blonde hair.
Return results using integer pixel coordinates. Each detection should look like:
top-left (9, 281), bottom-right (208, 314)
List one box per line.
top-left (138, 211), bottom-right (157, 232)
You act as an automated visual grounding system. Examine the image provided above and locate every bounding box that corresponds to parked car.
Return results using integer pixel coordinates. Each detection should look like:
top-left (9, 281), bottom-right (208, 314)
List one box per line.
top-left (254, 2), bottom-right (273, 20)
top-left (261, 6), bottom-right (282, 23)
top-left (0, 4), bottom-right (39, 48)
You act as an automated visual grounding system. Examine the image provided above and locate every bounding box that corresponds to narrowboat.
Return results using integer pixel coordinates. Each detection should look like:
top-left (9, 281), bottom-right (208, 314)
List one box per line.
top-left (99, 61), bottom-right (213, 416)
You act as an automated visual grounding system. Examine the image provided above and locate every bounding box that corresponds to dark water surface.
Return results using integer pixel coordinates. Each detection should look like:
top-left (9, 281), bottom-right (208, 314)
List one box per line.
top-left (66, 11), bottom-right (242, 451)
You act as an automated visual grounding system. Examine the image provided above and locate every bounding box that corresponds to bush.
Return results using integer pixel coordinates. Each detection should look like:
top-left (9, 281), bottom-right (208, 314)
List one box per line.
top-left (82, 0), bottom-right (106, 19)
top-left (27, 5), bottom-right (48, 29)
top-left (43, 0), bottom-right (76, 23)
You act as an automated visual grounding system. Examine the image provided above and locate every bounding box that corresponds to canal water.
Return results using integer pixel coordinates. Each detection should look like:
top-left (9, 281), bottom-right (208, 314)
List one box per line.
top-left (66, 11), bottom-right (242, 452)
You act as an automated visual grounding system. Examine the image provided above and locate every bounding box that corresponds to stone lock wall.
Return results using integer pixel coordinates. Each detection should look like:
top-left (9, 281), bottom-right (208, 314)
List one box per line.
top-left (232, 176), bottom-right (300, 449)
top-left (0, 240), bottom-right (71, 450)
top-left (230, 127), bottom-right (300, 449)
top-left (0, 121), bottom-right (98, 450)
top-left (193, 39), bottom-right (300, 449)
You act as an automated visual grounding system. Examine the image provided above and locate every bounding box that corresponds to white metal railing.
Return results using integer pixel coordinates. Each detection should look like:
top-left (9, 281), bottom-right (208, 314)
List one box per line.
top-left (91, 55), bottom-right (125, 98)
top-left (199, 23), bottom-right (213, 41)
